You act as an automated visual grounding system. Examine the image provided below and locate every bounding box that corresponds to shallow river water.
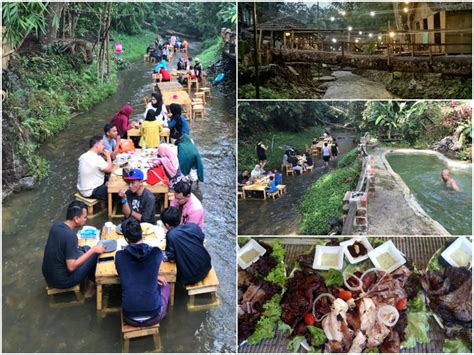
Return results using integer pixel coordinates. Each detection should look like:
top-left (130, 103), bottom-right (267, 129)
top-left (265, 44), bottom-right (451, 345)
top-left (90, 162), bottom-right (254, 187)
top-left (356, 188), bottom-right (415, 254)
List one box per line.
top-left (238, 130), bottom-right (355, 235)
top-left (386, 152), bottom-right (472, 235)
top-left (2, 43), bottom-right (236, 352)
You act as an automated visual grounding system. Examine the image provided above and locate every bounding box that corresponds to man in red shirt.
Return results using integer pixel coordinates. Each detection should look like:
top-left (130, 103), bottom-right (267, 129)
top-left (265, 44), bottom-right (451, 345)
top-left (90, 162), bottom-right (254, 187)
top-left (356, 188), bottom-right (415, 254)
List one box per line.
top-left (159, 67), bottom-right (171, 82)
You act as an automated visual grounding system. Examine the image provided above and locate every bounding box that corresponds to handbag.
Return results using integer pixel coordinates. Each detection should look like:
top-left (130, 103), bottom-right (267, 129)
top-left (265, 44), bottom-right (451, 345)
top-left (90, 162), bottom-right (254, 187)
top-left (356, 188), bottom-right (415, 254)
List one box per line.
top-left (147, 166), bottom-right (170, 186)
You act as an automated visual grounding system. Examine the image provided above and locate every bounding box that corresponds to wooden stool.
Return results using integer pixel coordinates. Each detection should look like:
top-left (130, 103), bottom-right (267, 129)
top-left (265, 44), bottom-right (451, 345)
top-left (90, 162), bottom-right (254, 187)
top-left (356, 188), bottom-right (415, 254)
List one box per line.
top-left (286, 167), bottom-right (295, 176)
top-left (201, 87), bottom-right (211, 100)
top-left (121, 312), bottom-right (161, 353)
top-left (47, 284), bottom-right (84, 307)
top-left (74, 192), bottom-right (104, 218)
top-left (267, 191), bottom-right (279, 199)
top-left (305, 165), bottom-right (314, 173)
top-left (277, 184), bottom-right (287, 196)
top-left (144, 54), bottom-right (150, 62)
top-left (150, 57), bottom-right (157, 64)
top-left (237, 191), bottom-right (244, 200)
top-left (186, 267), bottom-right (220, 311)
top-left (194, 92), bottom-right (206, 105)
top-left (193, 105), bottom-right (205, 120)
top-left (187, 78), bottom-right (199, 94)
top-left (192, 98), bottom-right (204, 104)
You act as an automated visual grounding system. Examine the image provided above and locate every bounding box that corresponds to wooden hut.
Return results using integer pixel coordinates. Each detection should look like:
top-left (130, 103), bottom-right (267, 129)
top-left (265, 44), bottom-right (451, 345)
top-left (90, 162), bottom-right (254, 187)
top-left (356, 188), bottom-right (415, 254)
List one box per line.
top-left (254, 16), bottom-right (322, 51)
top-left (394, 2), bottom-right (472, 54)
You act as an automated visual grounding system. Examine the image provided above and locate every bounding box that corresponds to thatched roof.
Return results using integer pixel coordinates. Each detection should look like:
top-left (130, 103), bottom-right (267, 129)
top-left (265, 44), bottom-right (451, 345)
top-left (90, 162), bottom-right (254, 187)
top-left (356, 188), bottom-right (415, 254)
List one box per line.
top-left (426, 2), bottom-right (471, 12)
top-left (257, 16), bottom-right (311, 31)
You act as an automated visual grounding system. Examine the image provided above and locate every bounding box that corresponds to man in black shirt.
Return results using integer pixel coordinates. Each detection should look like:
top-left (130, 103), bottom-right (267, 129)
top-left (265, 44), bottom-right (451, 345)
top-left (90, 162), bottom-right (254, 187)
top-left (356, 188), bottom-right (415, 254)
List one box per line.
top-left (118, 168), bottom-right (157, 224)
top-left (238, 169), bottom-right (250, 192)
top-left (42, 201), bottom-right (105, 296)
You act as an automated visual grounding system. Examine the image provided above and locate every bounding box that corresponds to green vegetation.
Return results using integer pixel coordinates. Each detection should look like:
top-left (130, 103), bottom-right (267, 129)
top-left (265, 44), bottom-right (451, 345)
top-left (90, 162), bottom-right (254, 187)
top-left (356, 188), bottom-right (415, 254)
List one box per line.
top-left (112, 30), bottom-right (157, 61)
top-left (247, 294), bottom-right (283, 345)
top-left (299, 148), bottom-right (361, 234)
top-left (196, 37), bottom-right (224, 68)
top-left (239, 84), bottom-right (287, 100)
top-left (239, 126), bottom-right (323, 172)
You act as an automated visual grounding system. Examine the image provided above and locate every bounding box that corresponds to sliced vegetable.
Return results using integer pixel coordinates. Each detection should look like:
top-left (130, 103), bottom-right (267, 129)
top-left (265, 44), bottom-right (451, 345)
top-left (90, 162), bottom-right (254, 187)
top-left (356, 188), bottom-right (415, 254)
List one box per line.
top-left (307, 325), bottom-right (327, 347)
top-left (304, 313), bottom-right (316, 326)
top-left (312, 293), bottom-right (335, 316)
top-left (396, 298), bottom-right (407, 311)
top-left (336, 289), bottom-right (353, 301)
top-left (443, 338), bottom-right (471, 353)
top-left (377, 305), bottom-right (399, 327)
top-left (343, 271), bottom-right (363, 291)
top-left (324, 269), bottom-right (344, 288)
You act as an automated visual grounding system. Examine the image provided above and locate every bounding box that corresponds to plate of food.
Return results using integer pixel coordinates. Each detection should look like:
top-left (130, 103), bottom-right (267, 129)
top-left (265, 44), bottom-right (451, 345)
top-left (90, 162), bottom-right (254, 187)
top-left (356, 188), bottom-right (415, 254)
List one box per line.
top-left (141, 222), bottom-right (155, 235)
top-left (422, 237), bottom-right (472, 353)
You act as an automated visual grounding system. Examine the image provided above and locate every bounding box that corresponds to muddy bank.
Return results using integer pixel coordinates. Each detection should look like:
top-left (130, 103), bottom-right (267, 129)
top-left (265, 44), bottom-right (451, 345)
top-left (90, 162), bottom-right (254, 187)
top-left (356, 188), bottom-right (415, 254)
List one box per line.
top-left (354, 69), bottom-right (471, 99)
top-left (367, 147), bottom-right (450, 235)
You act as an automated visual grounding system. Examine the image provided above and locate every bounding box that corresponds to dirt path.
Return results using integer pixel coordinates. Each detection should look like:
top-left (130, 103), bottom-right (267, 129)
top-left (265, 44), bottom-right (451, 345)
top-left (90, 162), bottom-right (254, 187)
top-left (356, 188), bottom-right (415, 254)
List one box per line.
top-left (323, 71), bottom-right (394, 99)
top-left (367, 147), bottom-right (449, 235)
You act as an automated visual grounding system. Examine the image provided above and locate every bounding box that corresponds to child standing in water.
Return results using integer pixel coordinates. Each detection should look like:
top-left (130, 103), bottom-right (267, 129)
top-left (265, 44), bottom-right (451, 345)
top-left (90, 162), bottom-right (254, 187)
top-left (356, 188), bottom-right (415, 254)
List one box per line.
top-left (441, 169), bottom-right (461, 192)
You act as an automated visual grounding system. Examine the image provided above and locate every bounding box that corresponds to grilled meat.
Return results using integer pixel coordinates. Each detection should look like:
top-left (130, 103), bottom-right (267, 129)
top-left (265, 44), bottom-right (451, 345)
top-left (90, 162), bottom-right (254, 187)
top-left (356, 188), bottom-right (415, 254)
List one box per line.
top-left (380, 330), bottom-right (401, 353)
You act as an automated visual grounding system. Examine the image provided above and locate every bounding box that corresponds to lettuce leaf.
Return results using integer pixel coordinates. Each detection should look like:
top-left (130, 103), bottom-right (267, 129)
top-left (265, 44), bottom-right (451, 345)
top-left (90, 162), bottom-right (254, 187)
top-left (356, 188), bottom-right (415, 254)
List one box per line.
top-left (264, 262), bottom-right (287, 287)
top-left (270, 240), bottom-right (287, 263)
top-left (363, 347), bottom-right (380, 353)
top-left (443, 338), bottom-right (471, 353)
top-left (307, 325), bottom-right (327, 347)
top-left (247, 294), bottom-right (282, 345)
top-left (407, 292), bottom-right (426, 312)
top-left (401, 310), bottom-right (431, 348)
top-left (287, 335), bottom-right (305, 353)
top-left (322, 269), bottom-right (344, 288)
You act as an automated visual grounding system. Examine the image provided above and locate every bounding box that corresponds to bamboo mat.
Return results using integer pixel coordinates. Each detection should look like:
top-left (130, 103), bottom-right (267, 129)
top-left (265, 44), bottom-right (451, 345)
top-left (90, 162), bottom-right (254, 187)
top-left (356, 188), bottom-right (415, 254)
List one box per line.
top-left (239, 236), bottom-right (449, 353)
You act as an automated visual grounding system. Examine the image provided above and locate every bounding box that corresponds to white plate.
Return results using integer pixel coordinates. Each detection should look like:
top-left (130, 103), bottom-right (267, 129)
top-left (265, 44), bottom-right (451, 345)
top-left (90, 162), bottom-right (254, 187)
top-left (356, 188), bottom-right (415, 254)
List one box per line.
top-left (340, 237), bottom-right (373, 264)
top-left (368, 240), bottom-right (406, 273)
top-left (313, 245), bottom-right (344, 270)
top-left (441, 236), bottom-right (472, 267)
top-left (238, 239), bottom-right (266, 269)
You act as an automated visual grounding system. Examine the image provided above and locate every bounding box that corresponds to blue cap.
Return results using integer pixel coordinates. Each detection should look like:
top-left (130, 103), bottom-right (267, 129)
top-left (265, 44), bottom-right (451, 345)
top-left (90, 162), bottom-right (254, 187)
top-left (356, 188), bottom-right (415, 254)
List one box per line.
top-left (123, 169), bottom-right (144, 181)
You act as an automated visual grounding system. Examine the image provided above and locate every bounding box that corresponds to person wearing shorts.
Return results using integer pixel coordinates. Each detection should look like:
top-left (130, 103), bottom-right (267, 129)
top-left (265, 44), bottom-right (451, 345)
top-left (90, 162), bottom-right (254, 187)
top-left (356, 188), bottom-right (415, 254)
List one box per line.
top-left (322, 143), bottom-right (332, 169)
top-left (256, 141), bottom-right (268, 170)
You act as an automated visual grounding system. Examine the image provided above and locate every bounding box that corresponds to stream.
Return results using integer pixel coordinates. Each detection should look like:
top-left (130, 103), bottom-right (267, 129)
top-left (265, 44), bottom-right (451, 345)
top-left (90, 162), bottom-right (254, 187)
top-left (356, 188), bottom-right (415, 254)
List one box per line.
top-left (238, 130), bottom-right (355, 235)
top-left (2, 41), bottom-right (236, 352)
top-left (322, 71), bottom-right (394, 99)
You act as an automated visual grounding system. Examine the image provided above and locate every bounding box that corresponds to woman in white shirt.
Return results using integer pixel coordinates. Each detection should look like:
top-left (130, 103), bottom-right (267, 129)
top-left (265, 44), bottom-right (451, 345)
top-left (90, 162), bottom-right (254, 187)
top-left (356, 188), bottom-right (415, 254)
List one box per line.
top-left (144, 93), bottom-right (168, 127)
top-left (322, 143), bottom-right (332, 169)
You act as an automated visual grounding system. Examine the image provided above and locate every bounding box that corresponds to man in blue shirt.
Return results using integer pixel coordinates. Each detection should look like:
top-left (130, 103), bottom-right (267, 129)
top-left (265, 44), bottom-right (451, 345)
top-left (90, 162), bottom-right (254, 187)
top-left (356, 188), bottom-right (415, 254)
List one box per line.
top-left (102, 123), bottom-right (120, 160)
top-left (115, 219), bottom-right (169, 326)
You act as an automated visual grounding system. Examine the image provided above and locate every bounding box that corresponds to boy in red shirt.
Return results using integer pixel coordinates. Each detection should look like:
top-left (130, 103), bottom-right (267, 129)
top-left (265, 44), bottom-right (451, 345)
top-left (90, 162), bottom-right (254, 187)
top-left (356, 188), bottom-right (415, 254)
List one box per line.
top-left (159, 68), bottom-right (171, 82)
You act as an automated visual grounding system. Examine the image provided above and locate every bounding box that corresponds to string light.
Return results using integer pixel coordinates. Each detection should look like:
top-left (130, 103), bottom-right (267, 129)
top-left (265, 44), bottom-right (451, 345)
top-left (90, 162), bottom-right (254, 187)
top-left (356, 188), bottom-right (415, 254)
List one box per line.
top-left (403, 7), bottom-right (409, 13)
top-left (359, 31), bottom-right (363, 35)
top-left (368, 33), bottom-right (373, 38)
top-left (340, 10), bottom-right (346, 16)
top-left (332, 38), bottom-right (337, 43)
top-left (330, 16), bottom-right (335, 22)
top-left (348, 26), bottom-right (353, 31)
top-left (378, 35), bottom-right (382, 40)
top-left (389, 32), bottom-right (395, 38)
top-left (370, 11), bottom-right (376, 17)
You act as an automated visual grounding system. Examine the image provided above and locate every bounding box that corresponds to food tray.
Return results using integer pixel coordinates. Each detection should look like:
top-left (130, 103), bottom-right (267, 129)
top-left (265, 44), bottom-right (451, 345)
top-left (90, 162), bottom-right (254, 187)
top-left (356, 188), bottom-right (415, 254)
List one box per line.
top-left (238, 236), bottom-right (448, 353)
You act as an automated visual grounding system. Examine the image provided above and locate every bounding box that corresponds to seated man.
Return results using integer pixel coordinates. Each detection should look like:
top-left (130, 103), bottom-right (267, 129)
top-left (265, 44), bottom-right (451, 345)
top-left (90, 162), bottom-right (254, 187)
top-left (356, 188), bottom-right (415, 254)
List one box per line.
top-left (238, 169), bottom-right (250, 192)
top-left (77, 136), bottom-right (113, 200)
top-left (272, 168), bottom-right (282, 185)
top-left (118, 169), bottom-right (157, 224)
top-left (441, 168), bottom-right (461, 192)
top-left (266, 175), bottom-right (277, 194)
top-left (287, 154), bottom-right (303, 173)
top-left (115, 219), bottom-right (169, 326)
top-left (103, 123), bottom-right (121, 160)
top-left (160, 207), bottom-right (211, 285)
top-left (170, 180), bottom-right (204, 230)
top-left (42, 201), bottom-right (105, 296)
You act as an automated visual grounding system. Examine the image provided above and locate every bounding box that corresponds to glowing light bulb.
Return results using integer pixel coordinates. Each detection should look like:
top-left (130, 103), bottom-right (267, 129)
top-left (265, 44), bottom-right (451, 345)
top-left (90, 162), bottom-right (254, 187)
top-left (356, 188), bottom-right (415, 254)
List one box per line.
top-left (403, 7), bottom-right (409, 13)
top-left (370, 11), bottom-right (375, 17)
top-left (348, 26), bottom-right (353, 31)
top-left (369, 33), bottom-right (373, 38)
top-left (332, 38), bottom-right (337, 43)
top-left (389, 32), bottom-right (395, 38)
top-left (359, 31), bottom-right (363, 35)
top-left (330, 16), bottom-right (335, 22)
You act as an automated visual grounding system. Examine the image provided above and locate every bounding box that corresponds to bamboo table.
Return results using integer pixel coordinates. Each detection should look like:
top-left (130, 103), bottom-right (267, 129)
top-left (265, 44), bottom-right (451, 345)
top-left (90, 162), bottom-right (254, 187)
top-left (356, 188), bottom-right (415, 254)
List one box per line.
top-left (127, 127), bottom-right (170, 144)
top-left (94, 227), bottom-right (177, 312)
top-left (242, 176), bottom-right (271, 200)
top-left (107, 150), bottom-right (169, 219)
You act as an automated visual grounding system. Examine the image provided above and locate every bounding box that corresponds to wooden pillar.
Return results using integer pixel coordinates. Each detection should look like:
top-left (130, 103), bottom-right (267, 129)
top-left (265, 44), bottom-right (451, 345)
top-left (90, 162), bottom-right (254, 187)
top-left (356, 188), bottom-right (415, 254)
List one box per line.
top-left (291, 30), bottom-right (294, 49)
top-left (283, 33), bottom-right (286, 49)
top-left (270, 31), bottom-right (274, 48)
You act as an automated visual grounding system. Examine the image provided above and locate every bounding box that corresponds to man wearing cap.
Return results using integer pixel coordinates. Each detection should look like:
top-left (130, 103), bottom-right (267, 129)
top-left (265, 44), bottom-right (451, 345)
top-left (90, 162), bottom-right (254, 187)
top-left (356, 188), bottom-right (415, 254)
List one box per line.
top-left (194, 58), bottom-right (203, 80)
top-left (118, 169), bottom-right (157, 224)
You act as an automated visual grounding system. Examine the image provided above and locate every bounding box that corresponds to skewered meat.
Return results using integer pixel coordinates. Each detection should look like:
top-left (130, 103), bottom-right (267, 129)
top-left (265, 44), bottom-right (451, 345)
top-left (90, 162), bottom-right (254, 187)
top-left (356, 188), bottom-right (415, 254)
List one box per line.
top-left (349, 331), bottom-right (367, 353)
top-left (366, 319), bottom-right (391, 348)
top-left (380, 330), bottom-right (401, 353)
top-left (322, 299), bottom-right (352, 343)
top-left (359, 298), bottom-right (377, 333)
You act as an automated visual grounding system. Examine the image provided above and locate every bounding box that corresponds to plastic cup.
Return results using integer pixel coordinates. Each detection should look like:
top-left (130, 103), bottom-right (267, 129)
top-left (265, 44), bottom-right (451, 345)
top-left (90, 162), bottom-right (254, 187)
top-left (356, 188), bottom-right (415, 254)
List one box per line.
top-left (105, 222), bottom-right (114, 234)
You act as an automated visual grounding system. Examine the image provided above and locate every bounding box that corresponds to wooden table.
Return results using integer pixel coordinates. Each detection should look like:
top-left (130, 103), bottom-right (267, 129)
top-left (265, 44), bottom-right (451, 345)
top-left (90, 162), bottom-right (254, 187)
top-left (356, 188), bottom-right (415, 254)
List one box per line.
top-left (107, 150), bottom-right (169, 218)
top-left (169, 70), bottom-right (187, 78)
top-left (242, 176), bottom-right (271, 199)
top-left (157, 81), bottom-right (184, 92)
top-left (161, 90), bottom-right (192, 119)
top-left (94, 227), bottom-right (177, 312)
top-left (127, 127), bottom-right (170, 144)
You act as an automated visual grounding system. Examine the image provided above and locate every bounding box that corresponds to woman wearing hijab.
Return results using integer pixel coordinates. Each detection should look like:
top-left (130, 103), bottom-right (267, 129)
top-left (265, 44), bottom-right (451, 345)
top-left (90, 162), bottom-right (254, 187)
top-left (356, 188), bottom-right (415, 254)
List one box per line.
top-left (168, 104), bottom-right (190, 140)
top-left (139, 109), bottom-right (162, 148)
top-left (250, 164), bottom-right (264, 179)
top-left (152, 144), bottom-right (183, 189)
top-left (175, 135), bottom-right (203, 184)
top-left (111, 104), bottom-right (134, 138)
top-left (144, 93), bottom-right (168, 127)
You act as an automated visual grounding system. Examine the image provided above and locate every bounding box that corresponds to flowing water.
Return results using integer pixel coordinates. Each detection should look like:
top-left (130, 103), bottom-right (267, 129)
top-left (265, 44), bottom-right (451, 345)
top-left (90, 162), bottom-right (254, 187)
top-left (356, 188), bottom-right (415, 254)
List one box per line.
top-left (323, 71), bottom-right (394, 99)
top-left (386, 152), bottom-right (472, 235)
top-left (2, 42), bottom-right (236, 352)
top-left (238, 130), bottom-right (356, 235)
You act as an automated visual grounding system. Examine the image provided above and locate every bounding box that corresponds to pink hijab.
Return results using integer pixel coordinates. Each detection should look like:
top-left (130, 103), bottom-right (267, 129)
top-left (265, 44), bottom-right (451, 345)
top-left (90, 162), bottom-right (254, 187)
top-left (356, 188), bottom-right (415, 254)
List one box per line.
top-left (155, 144), bottom-right (179, 177)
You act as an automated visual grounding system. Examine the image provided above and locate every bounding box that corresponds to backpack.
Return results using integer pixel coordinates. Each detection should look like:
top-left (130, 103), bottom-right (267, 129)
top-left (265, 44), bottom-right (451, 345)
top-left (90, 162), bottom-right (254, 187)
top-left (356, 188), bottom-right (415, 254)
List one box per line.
top-left (146, 166), bottom-right (170, 186)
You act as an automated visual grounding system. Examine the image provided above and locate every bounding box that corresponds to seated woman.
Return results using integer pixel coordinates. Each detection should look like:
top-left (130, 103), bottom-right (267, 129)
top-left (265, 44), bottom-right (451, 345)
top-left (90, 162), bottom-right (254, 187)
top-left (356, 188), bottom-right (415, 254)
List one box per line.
top-left (175, 135), bottom-right (204, 185)
top-left (111, 104), bottom-right (134, 139)
top-left (304, 151), bottom-right (314, 168)
top-left (152, 144), bottom-right (182, 189)
top-left (144, 93), bottom-right (168, 127)
top-left (266, 175), bottom-right (277, 194)
top-left (251, 164), bottom-right (264, 179)
top-left (140, 110), bottom-right (162, 148)
top-left (153, 58), bottom-right (168, 72)
top-left (168, 104), bottom-right (190, 140)
top-left (177, 57), bottom-right (186, 70)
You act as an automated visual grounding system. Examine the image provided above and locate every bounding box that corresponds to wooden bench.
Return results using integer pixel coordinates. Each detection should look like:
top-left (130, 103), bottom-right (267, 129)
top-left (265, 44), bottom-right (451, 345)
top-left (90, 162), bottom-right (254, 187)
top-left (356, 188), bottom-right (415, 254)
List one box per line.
top-left (74, 192), bottom-right (104, 218)
top-left (277, 184), bottom-right (287, 196)
top-left (46, 284), bottom-right (84, 307)
top-left (121, 312), bottom-right (161, 353)
top-left (267, 191), bottom-right (279, 199)
top-left (185, 267), bottom-right (220, 311)
top-left (192, 104), bottom-right (205, 120)
top-left (200, 87), bottom-right (211, 100)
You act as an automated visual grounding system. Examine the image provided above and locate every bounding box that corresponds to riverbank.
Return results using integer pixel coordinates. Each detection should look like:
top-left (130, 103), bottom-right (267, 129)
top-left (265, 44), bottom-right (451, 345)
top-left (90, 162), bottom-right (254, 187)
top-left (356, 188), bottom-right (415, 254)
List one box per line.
top-left (367, 147), bottom-right (451, 235)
